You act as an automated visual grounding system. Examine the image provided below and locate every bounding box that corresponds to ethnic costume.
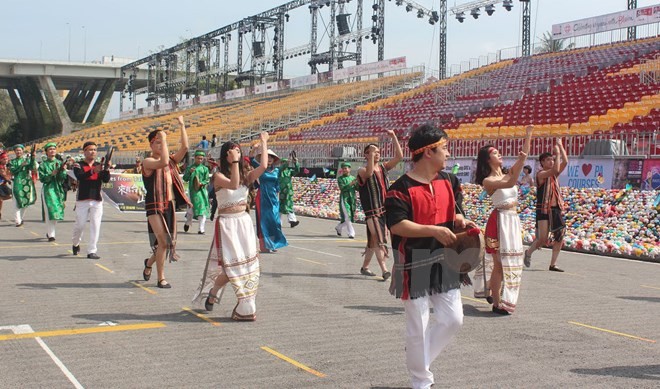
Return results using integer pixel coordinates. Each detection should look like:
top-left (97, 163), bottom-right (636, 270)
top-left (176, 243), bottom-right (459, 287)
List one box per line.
top-left (536, 174), bottom-right (566, 242)
top-left (472, 186), bottom-right (524, 314)
top-left (336, 163), bottom-right (357, 238)
top-left (8, 146), bottom-right (37, 226)
top-left (38, 149), bottom-right (67, 240)
top-left (183, 155), bottom-right (211, 233)
top-left (252, 157), bottom-right (288, 252)
top-left (72, 158), bottom-right (110, 257)
top-left (143, 157), bottom-right (190, 261)
top-left (385, 172), bottom-right (464, 389)
top-left (278, 159), bottom-right (300, 226)
top-left (357, 163), bottom-right (390, 256)
top-left (192, 185), bottom-right (260, 320)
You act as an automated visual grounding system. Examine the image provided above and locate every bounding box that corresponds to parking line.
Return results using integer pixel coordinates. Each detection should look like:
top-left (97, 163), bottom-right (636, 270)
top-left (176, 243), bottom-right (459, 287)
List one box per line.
top-left (35, 337), bottom-right (84, 388)
top-left (29, 231), bottom-right (39, 237)
top-left (260, 346), bottom-right (326, 378)
top-left (568, 321), bottom-right (655, 343)
top-left (296, 257), bottom-right (327, 266)
top-left (182, 307), bottom-right (221, 327)
top-left (461, 295), bottom-right (489, 305)
top-left (641, 285), bottom-right (660, 291)
top-left (289, 245), bottom-right (342, 258)
top-left (0, 322), bottom-right (166, 341)
top-left (130, 281), bottom-right (157, 295)
top-left (95, 264), bottom-right (115, 274)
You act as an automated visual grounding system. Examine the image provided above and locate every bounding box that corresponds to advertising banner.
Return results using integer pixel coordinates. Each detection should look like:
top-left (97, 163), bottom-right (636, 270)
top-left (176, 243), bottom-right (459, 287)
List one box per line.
top-left (158, 102), bottom-right (173, 112)
top-left (102, 173), bottom-right (189, 212)
top-left (120, 110), bottom-right (137, 119)
top-left (612, 159), bottom-right (645, 189)
top-left (447, 158), bottom-right (477, 185)
top-left (141, 106), bottom-right (155, 115)
top-left (224, 88), bottom-right (246, 100)
top-left (290, 74), bottom-right (318, 88)
top-left (178, 98), bottom-right (194, 108)
top-left (199, 93), bottom-right (218, 104)
top-left (641, 159), bottom-right (660, 190)
top-left (333, 57), bottom-right (407, 81)
top-left (552, 4), bottom-right (660, 39)
top-left (559, 158), bottom-right (615, 189)
top-left (254, 82), bottom-right (279, 95)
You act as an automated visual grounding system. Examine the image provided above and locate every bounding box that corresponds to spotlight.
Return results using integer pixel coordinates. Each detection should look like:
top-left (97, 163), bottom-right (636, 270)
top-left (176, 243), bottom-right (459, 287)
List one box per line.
top-left (395, 0), bottom-right (403, 5)
top-left (456, 11), bottom-right (465, 23)
top-left (285, 13), bottom-right (290, 22)
top-left (470, 8), bottom-right (480, 19)
top-left (372, 14), bottom-right (378, 21)
top-left (485, 4), bottom-right (495, 16)
top-left (503, 0), bottom-right (513, 11)
top-left (431, 11), bottom-right (439, 23)
top-left (372, 4), bottom-right (378, 10)
top-left (417, 9), bottom-right (424, 18)
top-left (428, 17), bottom-right (435, 25)
top-left (405, 4), bottom-right (413, 12)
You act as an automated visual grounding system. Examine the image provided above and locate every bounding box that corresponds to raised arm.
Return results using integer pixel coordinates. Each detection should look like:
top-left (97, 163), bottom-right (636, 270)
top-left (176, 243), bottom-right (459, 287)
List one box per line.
top-left (247, 132), bottom-right (269, 184)
top-left (557, 138), bottom-right (568, 174)
top-left (383, 130), bottom-right (403, 171)
top-left (171, 116), bottom-right (189, 164)
top-left (483, 126), bottom-right (533, 193)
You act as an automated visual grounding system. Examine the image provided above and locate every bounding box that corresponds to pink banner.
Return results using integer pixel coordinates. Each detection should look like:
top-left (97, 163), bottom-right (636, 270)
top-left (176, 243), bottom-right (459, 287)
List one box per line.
top-left (641, 159), bottom-right (660, 190)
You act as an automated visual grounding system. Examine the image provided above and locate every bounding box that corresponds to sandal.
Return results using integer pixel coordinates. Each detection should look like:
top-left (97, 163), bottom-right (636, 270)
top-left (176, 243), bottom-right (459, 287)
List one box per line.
top-left (205, 292), bottom-right (218, 312)
top-left (143, 259), bottom-right (152, 281)
top-left (231, 303), bottom-right (256, 322)
top-left (157, 279), bottom-right (172, 289)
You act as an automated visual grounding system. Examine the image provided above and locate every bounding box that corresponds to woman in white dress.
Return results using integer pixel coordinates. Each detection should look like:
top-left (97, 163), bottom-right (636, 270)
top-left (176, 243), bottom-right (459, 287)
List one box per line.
top-left (473, 126), bottom-right (533, 315)
top-left (192, 132), bottom-right (269, 321)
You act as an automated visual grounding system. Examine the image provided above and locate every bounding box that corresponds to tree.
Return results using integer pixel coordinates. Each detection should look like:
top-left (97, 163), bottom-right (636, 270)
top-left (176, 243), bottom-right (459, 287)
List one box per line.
top-left (535, 31), bottom-right (575, 54)
top-left (0, 90), bottom-right (18, 136)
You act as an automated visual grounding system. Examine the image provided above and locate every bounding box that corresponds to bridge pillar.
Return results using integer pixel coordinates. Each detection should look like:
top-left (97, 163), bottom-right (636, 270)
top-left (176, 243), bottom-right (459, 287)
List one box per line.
top-left (86, 79), bottom-right (116, 125)
top-left (37, 76), bottom-right (74, 135)
top-left (68, 80), bottom-right (99, 123)
top-left (7, 85), bottom-right (29, 133)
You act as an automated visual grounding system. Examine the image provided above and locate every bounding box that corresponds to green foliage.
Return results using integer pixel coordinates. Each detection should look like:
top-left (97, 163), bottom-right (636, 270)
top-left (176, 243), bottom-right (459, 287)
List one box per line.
top-left (0, 90), bottom-right (18, 135)
top-left (535, 31), bottom-right (576, 54)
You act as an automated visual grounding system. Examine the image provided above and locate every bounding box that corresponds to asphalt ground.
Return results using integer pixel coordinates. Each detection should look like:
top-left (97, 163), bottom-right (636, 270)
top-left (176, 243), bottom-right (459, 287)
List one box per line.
top-left (0, 195), bottom-right (659, 388)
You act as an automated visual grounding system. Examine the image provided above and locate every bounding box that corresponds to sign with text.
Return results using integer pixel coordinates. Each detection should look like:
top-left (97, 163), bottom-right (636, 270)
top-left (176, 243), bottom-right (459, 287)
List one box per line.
top-left (254, 82), bottom-right (279, 95)
top-left (612, 159), bottom-right (644, 189)
top-left (290, 74), bottom-right (318, 88)
top-left (641, 159), bottom-right (660, 190)
top-left (102, 173), bottom-right (189, 212)
top-left (178, 98), bottom-right (194, 108)
top-left (333, 57), bottom-right (407, 81)
top-left (199, 93), bottom-right (218, 104)
top-left (560, 159), bottom-right (615, 189)
top-left (552, 4), bottom-right (660, 39)
top-left (224, 88), bottom-right (246, 100)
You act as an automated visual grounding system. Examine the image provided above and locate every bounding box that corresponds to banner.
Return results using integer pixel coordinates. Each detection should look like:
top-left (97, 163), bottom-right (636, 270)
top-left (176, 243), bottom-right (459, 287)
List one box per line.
top-left (612, 159), bottom-right (644, 189)
top-left (446, 159), bottom-right (477, 185)
top-left (140, 106), bottom-right (155, 115)
top-left (560, 159), bottom-right (615, 189)
top-left (552, 4), bottom-right (660, 39)
top-left (102, 172), bottom-right (189, 212)
top-left (120, 110), bottom-right (137, 119)
top-left (333, 57), bottom-right (407, 81)
top-left (199, 93), bottom-right (218, 104)
top-left (177, 98), bottom-right (194, 108)
top-left (224, 88), bottom-right (246, 100)
top-left (254, 82), bottom-right (279, 95)
top-left (641, 159), bottom-right (660, 190)
top-left (290, 74), bottom-right (318, 88)
top-left (158, 102), bottom-right (173, 111)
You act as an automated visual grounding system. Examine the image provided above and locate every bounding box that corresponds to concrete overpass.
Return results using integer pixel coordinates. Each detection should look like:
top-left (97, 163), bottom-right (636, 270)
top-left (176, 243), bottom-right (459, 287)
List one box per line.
top-left (0, 59), bottom-right (148, 139)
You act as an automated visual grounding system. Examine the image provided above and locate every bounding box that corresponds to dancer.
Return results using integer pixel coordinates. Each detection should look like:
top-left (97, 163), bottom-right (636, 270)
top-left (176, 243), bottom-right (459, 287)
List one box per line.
top-left (385, 124), bottom-right (473, 389)
top-left (71, 141), bottom-right (111, 259)
top-left (250, 145), bottom-right (288, 253)
top-left (8, 144), bottom-right (37, 227)
top-left (278, 153), bottom-right (300, 228)
top-left (38, 143), bottom-right (68, 241)
top-left (524, 139), bottom-right (568, 272)
top-left (357, 129), bottom-right (403, 280)
top-left (192, 132), bottom-right (269, 321)
top-left (335, 162), bottom-right (357, 239)
top-left (141, 116), bottom-right (190, 289)
top-left (473, 126), bottom-right (533, 315)
top-left (183, 150), bottom-right (211, 234)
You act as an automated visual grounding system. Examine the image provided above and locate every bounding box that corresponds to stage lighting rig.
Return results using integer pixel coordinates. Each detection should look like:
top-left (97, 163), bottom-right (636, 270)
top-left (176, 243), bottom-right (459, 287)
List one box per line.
top-left (485, 4), bottom-right (495, 15)
top-left (406, 4), bottom-right (413, 12)
top-left (503, 0), bottom-right (513, 11)
top-left (456, 11), bottom-right (465, 22)
top-left (470, 8), bottom-right (480, 19)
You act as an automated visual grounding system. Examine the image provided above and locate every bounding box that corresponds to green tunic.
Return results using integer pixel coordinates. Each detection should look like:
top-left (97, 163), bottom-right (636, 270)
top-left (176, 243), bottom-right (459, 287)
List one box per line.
top-left (183, 163), bottom-right (210, 219)
top-left (38, 159), bottom-right (67, 220)
top-left (337, 174), bottom-right (357, 223)
top-left (278, 161), bottom-right (300, 214)
top-left (8, 156), bottom-right (37, 209)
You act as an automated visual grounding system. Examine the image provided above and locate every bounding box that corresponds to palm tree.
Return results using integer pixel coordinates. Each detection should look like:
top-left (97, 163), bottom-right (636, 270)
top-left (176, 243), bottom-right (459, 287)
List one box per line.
top-left (535, 31), bottom-right (576, 54)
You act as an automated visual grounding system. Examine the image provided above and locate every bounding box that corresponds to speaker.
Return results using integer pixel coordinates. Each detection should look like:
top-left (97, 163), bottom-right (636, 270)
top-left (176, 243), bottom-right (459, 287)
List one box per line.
top-left (197, 60), bottom-right (206, 72)
top-left (336, 14), bottom-right (351, 35)
top-left (253, 41), bottom-right (265, 58)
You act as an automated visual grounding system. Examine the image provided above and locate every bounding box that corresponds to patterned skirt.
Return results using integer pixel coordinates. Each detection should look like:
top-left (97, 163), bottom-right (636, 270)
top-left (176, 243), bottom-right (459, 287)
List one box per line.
top-left (192, 212), bottom-right (260, 318)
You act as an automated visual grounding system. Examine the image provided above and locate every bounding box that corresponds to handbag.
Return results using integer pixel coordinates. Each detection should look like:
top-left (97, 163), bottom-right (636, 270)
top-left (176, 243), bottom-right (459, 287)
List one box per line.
top-left (0, 183), bottom-right (12, 200)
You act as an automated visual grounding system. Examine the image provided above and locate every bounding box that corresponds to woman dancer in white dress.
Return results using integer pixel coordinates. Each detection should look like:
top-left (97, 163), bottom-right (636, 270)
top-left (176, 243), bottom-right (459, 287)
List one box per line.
top-left (473, 126), bottom-right (533, 315)
top-left (192, 132), bottom-right (269, 321)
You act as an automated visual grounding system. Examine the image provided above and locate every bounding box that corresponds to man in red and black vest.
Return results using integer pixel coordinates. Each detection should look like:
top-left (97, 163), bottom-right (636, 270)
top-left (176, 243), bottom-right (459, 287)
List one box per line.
top-left (72, 141), bottom-right (111, 259)
top-left (385, 124), bottom-right (476, 389)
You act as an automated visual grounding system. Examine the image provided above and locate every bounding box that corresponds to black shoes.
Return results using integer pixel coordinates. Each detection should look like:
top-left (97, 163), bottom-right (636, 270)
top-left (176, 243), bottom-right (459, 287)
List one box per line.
top-left (72, 245), bottom-right (80, 256)
top-left (549, 265), bottom-right (564, 272)
top-left (87, 253), bottom-right (100, 260)
top-left (198, 231), bottom-right (205, 235)
top-left (360, 267), bottom-right (376, 276)
top-left (157, 279), bottom-right (172, 289)
top-left (335, 226), bottom-right (341, 236)
top-left (15, 221), bottom-right (24, 227)
top-left (382, 271), bottom-right (392, 281)
top-left (205, 293), bottom-right (217, 311)
top-left (46, 234), bottom-right (55, 242)
top-left (290, 221), bottom-right (300, 228)
top-left (142, 258), bottom-right (152, 281)
top-left (492, 306), bottom-right (510, 315)
top-left (523, 250), bottom-right (532, 268)
top-left (184, 224), bottom-right (190, 232)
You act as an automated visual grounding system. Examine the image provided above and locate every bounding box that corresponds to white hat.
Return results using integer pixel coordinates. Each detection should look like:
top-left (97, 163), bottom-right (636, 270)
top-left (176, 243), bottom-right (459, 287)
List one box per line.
top-left (257, 149), bottom-right (280, 162)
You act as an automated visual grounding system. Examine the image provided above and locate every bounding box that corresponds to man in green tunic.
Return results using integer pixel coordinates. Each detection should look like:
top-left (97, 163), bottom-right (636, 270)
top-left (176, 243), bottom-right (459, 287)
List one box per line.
top-left (278, 155), bottom-right (300, 228)
top-left (183, 150), bottom-right (211, 234)
top-left (335, 162), bottom-right (357, 239)
top-left (38, 142), bottom-right (68, 241)
top-left (8, 144), bottom-right (38, 227)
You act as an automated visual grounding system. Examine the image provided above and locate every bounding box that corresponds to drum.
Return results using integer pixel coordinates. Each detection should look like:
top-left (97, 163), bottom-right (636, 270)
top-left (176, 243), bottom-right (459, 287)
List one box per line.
top-left (443, 226), bottom-right (484, 274)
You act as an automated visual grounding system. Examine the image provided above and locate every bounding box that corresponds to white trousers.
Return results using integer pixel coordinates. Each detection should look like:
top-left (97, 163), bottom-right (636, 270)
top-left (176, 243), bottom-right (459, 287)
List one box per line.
top-left (14, 198), bottom-right (27, 224)
top-left (403, 288), bottom-right (464, 389)
top-left (72, 200), bottom-right (103, 254)
top-left (286, 212), bottom-right (297, 223)
top-left (336, 200), bottom-right (355, 237)
top-left (42, 191), bottom-right (58, 238)
top-left (185, 207), bottom-right (207, 233)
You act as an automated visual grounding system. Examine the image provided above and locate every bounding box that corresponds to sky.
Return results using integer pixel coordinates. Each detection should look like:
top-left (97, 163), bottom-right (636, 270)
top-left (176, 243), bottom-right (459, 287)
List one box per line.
top-left (1, 0), bottom-right (659, 119)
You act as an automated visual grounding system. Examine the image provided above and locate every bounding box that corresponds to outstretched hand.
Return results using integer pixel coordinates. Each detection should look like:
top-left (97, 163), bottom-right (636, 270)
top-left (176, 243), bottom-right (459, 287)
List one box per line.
top-left (259, 131), bottom-right (269, 142)
top-left (177, 116), bottom-right (185, 126)
top-left (385, 129), bottom-right (397, 138)
top-left (525, 125), bottom-right (534, 137)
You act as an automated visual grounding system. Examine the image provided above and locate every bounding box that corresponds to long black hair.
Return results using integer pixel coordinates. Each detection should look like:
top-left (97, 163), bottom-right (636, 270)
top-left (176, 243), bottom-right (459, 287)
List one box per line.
top-left (219, 141), bottom-right (248, 186)
top-left (475, 144), bottom-right (495, 186)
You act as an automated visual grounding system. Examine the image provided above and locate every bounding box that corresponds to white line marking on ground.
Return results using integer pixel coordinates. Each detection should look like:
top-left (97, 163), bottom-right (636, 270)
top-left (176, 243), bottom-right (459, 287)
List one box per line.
top-left (289, 245), bottom-right (342, 258)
